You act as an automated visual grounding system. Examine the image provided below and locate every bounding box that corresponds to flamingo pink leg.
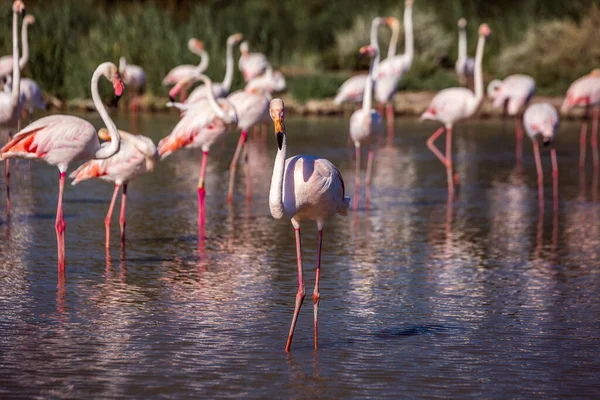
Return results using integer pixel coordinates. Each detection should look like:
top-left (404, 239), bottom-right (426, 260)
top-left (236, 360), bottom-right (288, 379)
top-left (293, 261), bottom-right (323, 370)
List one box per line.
top-left (228, 130), bottom-right (248, 203)
top-left (120, 183), bottom-right (128, 248)
top-left (5, 158), bottom-right (9, 215)
top-left (365, 146), bottom-right (374, 208)
top-left (427, 126), bottom-right (455, 195)
top-left (286, 226), bottom-right (306, 352)
top-left (551, 147), bottom-right (559, 213)
top-left (55, 171), bottom-right (67, 272)
top-left (313, 228), bottom-right (323, 351)
top-left (592, 106), bottom-right (599, 172)
top-left (579, 104), bottom-right (589, 172)
top-left (533, 140), bottom-right (544, 210)
top-left (353, 145), bottom-right (361, 210)
top-left (515, 115), bottom-right (524, 169)
top-left (245, 143), bottom-right (252, 202)
top-left (386, 103), bottom-right (394, 146)
top-left (198, 150), bottom-right (208, 229)
top-left (105, 184), bottom-right (121, 249)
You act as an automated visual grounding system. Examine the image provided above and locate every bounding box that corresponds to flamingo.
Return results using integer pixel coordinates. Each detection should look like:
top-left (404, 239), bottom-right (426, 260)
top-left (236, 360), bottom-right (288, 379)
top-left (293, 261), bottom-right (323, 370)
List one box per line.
top-left (181, 33), bottom-right (244, 104)
top-left (70, 128), bottom-right (158, 249)
top-left (0, 1), bottom-right (25, 214)
top-left (420, 23), bottom-right (491, 196)
top-left (238, 41), bottom-right (269, 82)
top-left (376, 0), bottom-right (414, 143)
top-left (119, 57), bottom-right (146, 112)
top-left (455, 18), bottom-right (474, 87)
top-left (225, 88), bottom-right (270, 203)
top-left (561, 69), bottom-right (600, 172)
top-left (158, 74), bottom-right (237, 227)
top-left (332, 17), bottom-right (388, 106)
top-left (0, 61), bottom-right (124, 272)
top-left (0, 13), bottom-right (33, 79)
top-left (268, 98), bottom-right (350, 352)
top-left (245, 65), bottom-right (286, 94)
top-left (4, 76), bottom-right (45, 118)
top-left (487, 74), bottom-right (535, 168)
top-left (162, 39), bottom-right (208, 101)
top-left (349, 45), bottom-right (383, 210)
top-left (523, 103), bottom-right (559, 212)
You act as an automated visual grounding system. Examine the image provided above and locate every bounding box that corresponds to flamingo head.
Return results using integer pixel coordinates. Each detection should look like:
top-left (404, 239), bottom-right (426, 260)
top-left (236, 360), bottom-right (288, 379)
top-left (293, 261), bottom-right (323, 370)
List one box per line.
top-left (240, 41), bottom-right (249, 55)
top-left (102, 62), bottom-right (124, 102)
top-left (479, 24), bottom-right (491, 38)
top-left (270, 98), bottom-right (285, 149)
top-left (168, 75), bottom-right (196, 102)
top-left (385, 17), bottom-right (400, 29)
top-left (458, 18), bottom-right (467, 28)
top-left (98, 128), bottom-right (111, 142)
top-left (228, 33), bottom-right (243, 46)
top-left (371, 17), bottom-right (385, 28)
top-left (187, 38), bottom-right (204, 53)
top-left (405, 0), bottom-right (414, 7)
top-left (359, 45), bottom-right (378, 59)
top-left (24, 14), bottom-right (35, 24)
top-left (487, 79), bottom-right (502, 99)
top-left (13, 1), bottom-right (25, 16)
top-left (590, 68), bottom-right (600, 78)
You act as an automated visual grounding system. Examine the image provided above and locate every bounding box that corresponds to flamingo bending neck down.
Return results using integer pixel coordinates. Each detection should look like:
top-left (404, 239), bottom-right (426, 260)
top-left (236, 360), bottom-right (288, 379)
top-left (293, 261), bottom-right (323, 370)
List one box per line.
top-left (420, 23), bottom-right (491, 197)
top-left (0, 61), bottom-right (124, 272)
top-left (376, 0), bottom-right (414, 144)
top-left (70, 128), bottom-right (158, 249)
top-left (349, 44), bottom-right (383, 210)
top-left (455, 18), bottom-right (475, 87)
top-left (487, 74), bottom-right (536, 168)
top-left (268, 98), bottom-right (350, 352)
top-left (162, 39), bottom-right (209, 102)
top-left (523, 103), bottom-right (559, 212)
top-left (0, 1), bottom-right (25, 214)
top-left (561, 69), bottom-right (600, 173)
top-left (158, 74), bottom-right (237, 229)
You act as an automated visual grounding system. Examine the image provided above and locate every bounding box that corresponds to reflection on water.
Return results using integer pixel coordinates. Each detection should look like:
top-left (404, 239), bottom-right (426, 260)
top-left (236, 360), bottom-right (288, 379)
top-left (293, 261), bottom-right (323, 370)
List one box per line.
top-left (0, 114), bottom-right (599, 397)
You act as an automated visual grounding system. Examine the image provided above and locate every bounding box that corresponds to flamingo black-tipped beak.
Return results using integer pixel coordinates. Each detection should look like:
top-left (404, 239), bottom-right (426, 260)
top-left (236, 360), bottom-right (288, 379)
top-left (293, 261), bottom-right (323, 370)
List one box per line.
top-left (543, 137), bottom-right (551, 147)
top-left (169, 95), bottom-right (175, 102)
top-left (273, 118), bottom-right (284, 149)
top-left (21, 7), bottom-right (26, 17)
top-left (110, 95), bottom-right (121, 108)
top-left (276, 132), bottom-right (283, 150)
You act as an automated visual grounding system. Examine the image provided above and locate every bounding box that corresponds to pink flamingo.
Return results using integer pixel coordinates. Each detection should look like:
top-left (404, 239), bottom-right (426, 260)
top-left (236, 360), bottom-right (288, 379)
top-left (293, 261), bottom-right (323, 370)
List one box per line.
top-left (333, 17), bottom-right (388, 106)
top-left (158, 74), bottom-right (237, 227)
top-left (376, 0), bottom-right (414, 143)
top-left (487, 74), bottom-right (536, 168)
top-left (0, 1), bottom-right (25, 214)
top-left (119, 57), bottom-right (146, 112)
top-left (70, 128), bottom-right (158, 249)
top-left (238, 41), bottom-right (268, 82)
top-left (162, 39), bottom-right (208, 101)
top-left (455, 18), bottom-right (474, 87)
top-left (0, 61), bottom-right (124, 272)
top-left (523, 103), bottom-right (559, 212)
top-left (185, 33), bottom-right (244, 104)
top-left (225, 88), bottom-right (270, 203)
top-left (420, 24), bottom-right (491, 196)
top-left (349, 45), bottom-right (383, 210)
top-left (245, 65), bottom-right (286, 94)
top-left (268, 98), bottom-right (350, 352)
top-left (561, 69), bottom-right (600, 172)
top-left (0, 12), bottom-right (33, 79)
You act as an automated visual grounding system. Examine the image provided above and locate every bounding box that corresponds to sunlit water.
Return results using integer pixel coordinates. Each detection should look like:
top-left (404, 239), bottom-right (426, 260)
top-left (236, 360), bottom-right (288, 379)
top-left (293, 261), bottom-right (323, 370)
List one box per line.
top-left (1, 112), bottom-right (599, 398)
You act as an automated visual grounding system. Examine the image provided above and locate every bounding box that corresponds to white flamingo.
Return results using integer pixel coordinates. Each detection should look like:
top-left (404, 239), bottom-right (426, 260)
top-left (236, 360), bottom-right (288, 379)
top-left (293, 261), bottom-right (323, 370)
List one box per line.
top-left (238, 41), bottom-right (268, 82)
top-left (349, 45), bottom-right (383, 210)
top-left (0, 61), bottom-right (124, 272)
top-left (162, 39), bottom-right (209, 101)
top-left (268, 98), bottom-right (350, 352)
top-left (420, 24), bottom-right (491, 196)
top-left (118, 57), bottom-right (146, 112)
top-left (455, 18), bottom-right (474, 87)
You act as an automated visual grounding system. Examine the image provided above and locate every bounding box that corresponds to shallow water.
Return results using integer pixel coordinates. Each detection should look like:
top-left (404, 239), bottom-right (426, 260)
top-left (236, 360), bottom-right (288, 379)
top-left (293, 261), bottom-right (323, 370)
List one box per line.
top-left (1, 112), bottom-right (599, 398)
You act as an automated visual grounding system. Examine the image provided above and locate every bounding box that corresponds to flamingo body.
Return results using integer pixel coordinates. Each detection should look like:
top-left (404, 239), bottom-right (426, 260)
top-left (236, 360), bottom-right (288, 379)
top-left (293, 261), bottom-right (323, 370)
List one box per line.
top-left (245, 68), bottom-right (286, 94)
top-left (239, 42), bottom-right (268, 82)
top-left (349, 108), bottom-right (383, 145)
top-left (421, 87), bottom-right (479, 127)
top-left (523, 103), bottom-right (559, 143)
top-left (561, 72), bottom-right (600, 113)
top-left (489, 74), bottom-right (536, 115)
top-left (333, 75), bottom-right (367, 105)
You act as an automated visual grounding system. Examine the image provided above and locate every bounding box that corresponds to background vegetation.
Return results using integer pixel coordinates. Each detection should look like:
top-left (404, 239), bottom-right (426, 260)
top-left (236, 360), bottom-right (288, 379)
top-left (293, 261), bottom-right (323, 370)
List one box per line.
top-left (0, 0), bottom-right (598, 102)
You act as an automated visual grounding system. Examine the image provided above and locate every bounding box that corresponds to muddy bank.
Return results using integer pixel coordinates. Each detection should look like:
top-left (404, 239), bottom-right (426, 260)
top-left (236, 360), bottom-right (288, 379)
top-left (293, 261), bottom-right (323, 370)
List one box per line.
top-left (65, 91), bottom-right (586, 120)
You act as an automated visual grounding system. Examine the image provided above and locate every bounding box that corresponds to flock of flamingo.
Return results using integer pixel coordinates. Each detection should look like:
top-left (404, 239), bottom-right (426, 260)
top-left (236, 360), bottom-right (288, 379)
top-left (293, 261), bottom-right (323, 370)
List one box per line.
top-left (0, 0), bottom-right (598, 352)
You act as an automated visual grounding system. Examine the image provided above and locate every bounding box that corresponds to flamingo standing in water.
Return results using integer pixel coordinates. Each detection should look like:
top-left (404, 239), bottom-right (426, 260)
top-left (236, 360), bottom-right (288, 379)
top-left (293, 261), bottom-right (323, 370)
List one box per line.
top-left (350, 45), bottom-right (383, 210)
top-left (268, 98), bottom-right (350, 352)
top-left (561, 69), bottom-right (600, 172)
top-left (158, 74), bottom-right (237, 227)
top-left (487, 74), bottom-right (536, 168)
top-left (0, 61), bottom-right (124, 271)
top-left (162, 39), bottom-right (208, 101)
top-left (420, 24), bottom-right (491, 196)
top-left (376, 0), bottom-right (414, 143)
top-left (70, 128), bottom-right (158, 249)
top-left (0, 1), bottom-right (25, 214)
top-left (238, 41), bottom-right (268, 82)
top-left (523, 103), bottom-right (559, 211)
top-left (119, 57), bottom-right (146, 112)
top-left (455, 18), bottom-right (474, 87)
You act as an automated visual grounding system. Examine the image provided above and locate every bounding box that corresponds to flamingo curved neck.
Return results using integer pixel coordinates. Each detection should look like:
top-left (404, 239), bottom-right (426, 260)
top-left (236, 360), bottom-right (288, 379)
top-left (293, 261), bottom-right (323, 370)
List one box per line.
top-left (387, 23), bottom-right (399, 59)
top-left (201, 76), bottom-right (228, 121)
top-left (472, 34), bottom-right (486, 110)
top-left (222, 40), bottom-right (235, 93)
top-left (363, 20), bottom-right (381, 113)
top-left (269, 129), bottom-right (287, 220)
top-left (458, 27), bottom-right (467, 62)
top-left (403, 5), bottom-right (414, 66)
top-left (196, 49), bottom-right (209, 73)
top-left (18, 20), bottom-right (30, 70)
top-left (10, 9), bottom-right (20, 109)
top-left (91, 68), bottom-right (120, 159)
